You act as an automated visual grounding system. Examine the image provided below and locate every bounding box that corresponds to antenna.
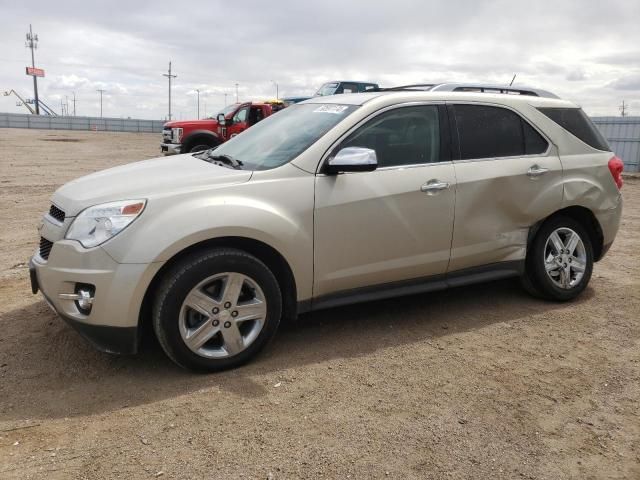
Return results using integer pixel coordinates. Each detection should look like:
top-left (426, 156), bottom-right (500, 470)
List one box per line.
top-left (509, 74), bottom-right (517, 86)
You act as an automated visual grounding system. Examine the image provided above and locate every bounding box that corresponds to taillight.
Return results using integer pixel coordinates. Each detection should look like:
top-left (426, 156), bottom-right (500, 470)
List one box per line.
top-left (608, 156), bottom-right (624, 189)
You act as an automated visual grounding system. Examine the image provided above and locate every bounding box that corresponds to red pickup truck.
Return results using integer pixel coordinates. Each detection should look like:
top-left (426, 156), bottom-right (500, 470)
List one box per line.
top-left (161, 101), bottom-right (284, 155)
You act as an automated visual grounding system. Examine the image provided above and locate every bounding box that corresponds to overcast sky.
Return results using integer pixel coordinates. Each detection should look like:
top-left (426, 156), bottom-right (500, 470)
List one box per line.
top-left (1, 0), bottom-right (638, 120)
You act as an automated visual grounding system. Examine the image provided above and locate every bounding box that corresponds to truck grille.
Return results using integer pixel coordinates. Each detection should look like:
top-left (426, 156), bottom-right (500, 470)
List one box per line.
top-left (39, 237), bottom-right (53, 260)
top-left (49, 204), bottom-right (66, 222)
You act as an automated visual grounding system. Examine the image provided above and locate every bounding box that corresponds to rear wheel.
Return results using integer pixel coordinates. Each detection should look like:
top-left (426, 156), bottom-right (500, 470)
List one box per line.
top-left (522, 216), bottom-right (593, 301)
top-left (153, 248), bottom-right (282, 371)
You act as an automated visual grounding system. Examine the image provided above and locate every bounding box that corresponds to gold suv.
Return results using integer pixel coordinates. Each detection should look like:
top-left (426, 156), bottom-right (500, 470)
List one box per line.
top-left (30, 84), bottom-right (624, 371)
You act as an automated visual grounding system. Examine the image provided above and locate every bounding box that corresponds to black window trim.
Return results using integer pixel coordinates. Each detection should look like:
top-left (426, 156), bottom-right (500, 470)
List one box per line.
top-left (447, 101), bottom-right (552, 163)
top-left (317, 101), bottom-right (453, 175)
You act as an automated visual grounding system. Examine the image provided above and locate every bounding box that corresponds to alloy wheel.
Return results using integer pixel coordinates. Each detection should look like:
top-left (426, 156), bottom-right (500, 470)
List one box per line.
top-left (543, 227), bottom-right (587, 289)
top-left (179, 272), bottom-right (267, 358)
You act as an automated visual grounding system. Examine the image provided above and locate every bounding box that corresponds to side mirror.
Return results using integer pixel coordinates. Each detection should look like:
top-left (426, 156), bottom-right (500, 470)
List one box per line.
top-left (325, 147), bottom-right (378, 175)
top-left (217, 113), bottom-right (227, 126)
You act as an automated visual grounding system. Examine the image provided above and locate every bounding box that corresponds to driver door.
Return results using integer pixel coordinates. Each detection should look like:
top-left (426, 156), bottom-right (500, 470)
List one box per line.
top-left (225, 104), bottom-right (250, 139)
top-left (313, 104), bottom-right (456, 299)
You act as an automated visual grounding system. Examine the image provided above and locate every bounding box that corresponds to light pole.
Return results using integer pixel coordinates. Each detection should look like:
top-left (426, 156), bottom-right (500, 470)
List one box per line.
top-left (271, 80), bottom-right (278, 100)
top-left (196, 89), bottom-right (200, 119)
top-left (235, 83), bottom-right (239, 103)
top-left (96, 89), bottom-right (105, 117)
top-left (25, 24), bottom-right (40, 115)
top-left (162, 61), bottom-right (177, 120)
top-left (224, 93), bottom-right (229, 106)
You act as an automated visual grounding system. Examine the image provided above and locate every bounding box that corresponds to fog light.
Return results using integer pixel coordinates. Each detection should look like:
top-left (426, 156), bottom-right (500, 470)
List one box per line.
top-left (76, 289), bottom-right (94, 311)
top-left (58, 284), bottom-right (95, 315)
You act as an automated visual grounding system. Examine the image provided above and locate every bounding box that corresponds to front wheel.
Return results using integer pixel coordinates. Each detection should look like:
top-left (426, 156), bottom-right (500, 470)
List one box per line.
top-left (522, 216), bottom-right (594, 301)
top-left (153, 248), bottom-right (282, 371)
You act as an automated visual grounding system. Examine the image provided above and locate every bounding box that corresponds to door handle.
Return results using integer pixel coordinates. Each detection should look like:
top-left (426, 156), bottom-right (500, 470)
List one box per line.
top-left (527, 165), bottom-right (549, 177)
top-left (421, 179), bottom-right (450, 194)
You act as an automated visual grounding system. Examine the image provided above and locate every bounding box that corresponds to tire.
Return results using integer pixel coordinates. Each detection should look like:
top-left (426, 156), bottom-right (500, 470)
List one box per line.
top-left (189, 143), bottom-right (214, 153)
top-left (153, 248), bottom-right (282, 371)
top-left (522, 216), bottom-right (593, 301)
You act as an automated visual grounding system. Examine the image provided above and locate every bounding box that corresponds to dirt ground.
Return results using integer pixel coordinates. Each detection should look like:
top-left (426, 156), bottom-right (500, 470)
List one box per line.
top-left (0, 127), bottom-right (638, 479)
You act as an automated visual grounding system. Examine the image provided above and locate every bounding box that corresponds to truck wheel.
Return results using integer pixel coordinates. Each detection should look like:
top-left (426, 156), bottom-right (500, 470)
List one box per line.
top-left (522, 216), bottom-right (593, 301)
top-left (189, 144), bottom-right (213, 153)
top-left (153, 248), bottom-right (282, 371)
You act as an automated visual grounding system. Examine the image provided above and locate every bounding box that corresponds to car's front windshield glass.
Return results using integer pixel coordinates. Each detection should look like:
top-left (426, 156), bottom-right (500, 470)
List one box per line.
top-left (315, 82), bottom-right (339, 96)
top-left (207, 104), bottom-right (237, 119)
top-left (205, 103), bottom-right (358, 171)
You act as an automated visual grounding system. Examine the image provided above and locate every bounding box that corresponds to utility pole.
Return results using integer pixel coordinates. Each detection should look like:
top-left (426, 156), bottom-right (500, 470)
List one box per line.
top-left (60, 98), bottom-right (64, 116)
top-left (235, 83), bottom-right (239, 103)
top-left (196, 89), bottom-right (200, 119)
top-left (619, 100), bottom-right (629, 117)
top-left (72, 91), bottom-right (76, 116)
top-left (96, 89), bottom-right (105, 117)
top-left (271, 80), bottom-right (279, 100)
top-left (163, 61), bottom-right (177, 121)
top-left (25, 24), bottom-right (40, 115)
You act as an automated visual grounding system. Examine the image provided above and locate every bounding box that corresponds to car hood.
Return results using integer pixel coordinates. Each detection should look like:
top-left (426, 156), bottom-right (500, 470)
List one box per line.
top-left (52, 154), bottom-right (253, 217)
top-left (164, 119), bottom-right (218, 129)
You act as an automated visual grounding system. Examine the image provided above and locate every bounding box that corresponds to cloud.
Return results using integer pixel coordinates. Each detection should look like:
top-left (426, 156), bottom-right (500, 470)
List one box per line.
top-left (0, 0), bottom-right (639, 118)
top-left (608, 74), bottom-right (640, 91)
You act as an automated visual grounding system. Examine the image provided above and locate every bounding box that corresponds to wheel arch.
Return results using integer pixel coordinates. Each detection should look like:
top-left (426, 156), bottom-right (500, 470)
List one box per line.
top-left (528, 205), bottom-right (604, 261)
top-left (139, 236), bottom-right (299, 343)
top-left (182, 130), bottom-right (222, 152)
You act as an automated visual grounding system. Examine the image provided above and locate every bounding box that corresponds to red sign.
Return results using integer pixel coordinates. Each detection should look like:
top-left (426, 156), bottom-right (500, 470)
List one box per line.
top-left (26, 67), bottom-right (45, 77)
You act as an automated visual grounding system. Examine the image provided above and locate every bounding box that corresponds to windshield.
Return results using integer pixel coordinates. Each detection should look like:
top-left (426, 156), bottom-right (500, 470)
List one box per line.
top-left (207, 104), bottom-right (238, 119)
top-left (315, 82), bottom-right (339, 96)
top-left (207, 103), bottom-right (358, 170)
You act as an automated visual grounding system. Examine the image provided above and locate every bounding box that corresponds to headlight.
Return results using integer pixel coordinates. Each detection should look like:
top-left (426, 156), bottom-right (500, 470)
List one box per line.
top-left (172, 127), bottom-right (183, 143)
top-left (66, 200), bottom-right (146, 248)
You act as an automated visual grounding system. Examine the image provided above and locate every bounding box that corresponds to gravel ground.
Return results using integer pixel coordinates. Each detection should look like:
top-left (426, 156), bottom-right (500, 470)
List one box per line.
top-left (0, 128), bottom-right (638, 479)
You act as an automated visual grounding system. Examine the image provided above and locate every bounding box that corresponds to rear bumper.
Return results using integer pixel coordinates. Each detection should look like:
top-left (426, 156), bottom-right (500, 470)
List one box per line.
top-left (161, 142), bottom-right (182, 155)
top-left (594, 194), bottom-right (623, 261)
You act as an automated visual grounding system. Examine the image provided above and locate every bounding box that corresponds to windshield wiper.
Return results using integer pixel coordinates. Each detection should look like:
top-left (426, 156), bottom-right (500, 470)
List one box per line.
top-left (196, 151), bottom-right (244, 170)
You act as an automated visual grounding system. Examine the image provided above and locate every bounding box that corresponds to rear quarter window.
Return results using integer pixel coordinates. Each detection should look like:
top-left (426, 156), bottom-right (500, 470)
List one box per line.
top-left (452, 104), bottom-right (548, 160)
top-left (537, 107), bottom-right (610, 151)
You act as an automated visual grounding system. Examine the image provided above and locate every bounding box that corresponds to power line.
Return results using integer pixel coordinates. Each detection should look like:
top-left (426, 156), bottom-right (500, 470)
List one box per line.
top-left (619, 100), bottom-right (629, 117)
top-left (162, 61), bottom-right (177, 121)
top-left (25, 24), bottom-right (40, 115)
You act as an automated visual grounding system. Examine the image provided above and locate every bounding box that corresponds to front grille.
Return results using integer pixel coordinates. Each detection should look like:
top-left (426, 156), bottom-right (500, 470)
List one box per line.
top-left (39, 237), bottom-right (53, 260)
top-left (49, 204), bottom-right (65, 222)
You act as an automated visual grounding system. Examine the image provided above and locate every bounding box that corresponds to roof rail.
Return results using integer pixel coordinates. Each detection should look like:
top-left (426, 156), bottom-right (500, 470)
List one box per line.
top-left (429, 83), bottom-right (560, 99)
top-left (377, 84), bottom-right (436, 92)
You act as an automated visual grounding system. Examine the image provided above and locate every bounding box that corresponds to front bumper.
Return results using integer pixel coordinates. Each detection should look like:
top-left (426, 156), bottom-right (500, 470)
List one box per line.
top-left (161, 142), bottom-right (182, 156)
top-left (29, 240), bottom-right (162, 354)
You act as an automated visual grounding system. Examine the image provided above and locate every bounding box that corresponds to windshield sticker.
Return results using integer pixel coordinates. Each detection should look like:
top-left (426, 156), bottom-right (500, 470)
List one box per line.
top-left (313, 105), bottom-right (349, 114)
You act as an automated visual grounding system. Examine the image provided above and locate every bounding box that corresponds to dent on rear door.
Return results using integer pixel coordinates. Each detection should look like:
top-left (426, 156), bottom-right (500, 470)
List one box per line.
top-left (449, 153), bottom-right (564, 272)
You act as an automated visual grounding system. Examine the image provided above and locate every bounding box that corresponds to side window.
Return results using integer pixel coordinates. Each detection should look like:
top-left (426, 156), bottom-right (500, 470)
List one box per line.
top-left (340, 106), bottom-right (441, 167)
top-left (341, 83), bottom-right (357, 94)
top-left (453, 105), bottom-right (548, 160)
top-left (537, 107), bottom-right (610, 151)
top-left (233, 107), bottom-right (248, 123)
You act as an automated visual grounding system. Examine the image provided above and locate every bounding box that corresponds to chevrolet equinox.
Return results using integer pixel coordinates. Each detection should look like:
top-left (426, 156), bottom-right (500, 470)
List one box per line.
top-left (30, 83), bottom-right (624, 371)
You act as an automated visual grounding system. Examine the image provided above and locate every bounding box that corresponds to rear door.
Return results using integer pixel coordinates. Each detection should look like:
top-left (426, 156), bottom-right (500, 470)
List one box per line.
top-left (447, 102), bottom-right (563, 272)
top-left (314, 104), bottom-right (456, 297)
